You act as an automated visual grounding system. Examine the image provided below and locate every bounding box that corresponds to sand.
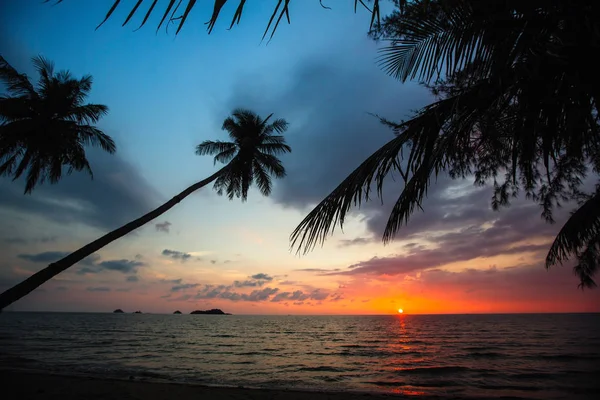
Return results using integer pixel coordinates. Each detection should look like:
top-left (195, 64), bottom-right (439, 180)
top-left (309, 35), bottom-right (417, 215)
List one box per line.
top-left (3, 369), bottom-right (462, 400)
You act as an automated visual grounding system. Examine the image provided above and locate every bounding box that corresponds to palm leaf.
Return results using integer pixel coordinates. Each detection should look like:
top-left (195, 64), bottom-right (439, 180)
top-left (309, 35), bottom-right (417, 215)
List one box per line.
top-left (546, 188), bottom-right (600, 268)
top-left (196, 140), bottom-right (235, 156)
top-left (0, 56), bottom-right (35, 96)
top-left (52, 0), bottom-right (382, 38)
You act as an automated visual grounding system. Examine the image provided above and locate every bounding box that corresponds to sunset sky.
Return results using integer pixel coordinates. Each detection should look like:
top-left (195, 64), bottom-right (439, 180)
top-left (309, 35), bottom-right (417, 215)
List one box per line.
top-left (1, 0), bottom-right (598, 315)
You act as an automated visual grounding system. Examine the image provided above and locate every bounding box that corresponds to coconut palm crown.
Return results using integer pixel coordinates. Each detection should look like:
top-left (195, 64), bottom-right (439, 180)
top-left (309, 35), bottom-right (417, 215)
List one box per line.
top-left (0, 55), bottom-right (115, 193)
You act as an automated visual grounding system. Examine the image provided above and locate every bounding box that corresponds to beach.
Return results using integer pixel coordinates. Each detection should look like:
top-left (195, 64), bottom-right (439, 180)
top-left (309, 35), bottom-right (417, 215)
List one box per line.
top-left (4, 369), bottom-right (453, 400)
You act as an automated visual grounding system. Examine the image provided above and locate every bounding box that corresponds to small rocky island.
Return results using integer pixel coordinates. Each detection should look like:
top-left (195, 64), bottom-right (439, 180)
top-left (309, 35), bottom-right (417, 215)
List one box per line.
top-left (133, 311), bottom-right (142, 314)
top-left (113, 309), bottom-right (124, 313)
top-left (173, 310), bottom-right (182, 314)
top-left (190, 308), bottom-right (231, 315)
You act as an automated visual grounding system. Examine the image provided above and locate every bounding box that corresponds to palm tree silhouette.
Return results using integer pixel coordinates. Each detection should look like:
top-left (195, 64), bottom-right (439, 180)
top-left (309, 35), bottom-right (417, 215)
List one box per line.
top-left (0, 108), bottom-right (291, 309)
top-left (290, 0), bottom-right (600, 288)
top-left (0, 55), bottom-right (115, 193)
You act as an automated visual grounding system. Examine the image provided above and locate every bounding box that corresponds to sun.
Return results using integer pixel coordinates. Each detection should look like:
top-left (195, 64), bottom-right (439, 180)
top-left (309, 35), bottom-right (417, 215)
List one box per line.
top-left (398, 308), bottom-right (404, 314)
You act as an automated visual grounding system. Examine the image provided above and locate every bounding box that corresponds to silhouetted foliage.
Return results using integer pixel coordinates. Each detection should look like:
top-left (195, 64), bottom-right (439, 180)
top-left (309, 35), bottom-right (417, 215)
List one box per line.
top-left (47, 0), bottom-right (390, 40)
top-left (0, 55), bottom-right (115, 193)
top-left (0, 109), bottom-right (290, 310)
top-left (291, 0), bottom-right (600, 288)
top-left (197, 109), bottom-right (291, 201)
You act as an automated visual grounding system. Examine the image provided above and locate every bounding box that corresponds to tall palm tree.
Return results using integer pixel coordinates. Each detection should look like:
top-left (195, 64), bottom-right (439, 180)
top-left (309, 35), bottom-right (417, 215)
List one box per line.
top-left (0, 108), bottom-right (291, 310)
top-left (290, 0), bottom-right (600, 288)
top-left (0, 55), bottom-right (115, 193)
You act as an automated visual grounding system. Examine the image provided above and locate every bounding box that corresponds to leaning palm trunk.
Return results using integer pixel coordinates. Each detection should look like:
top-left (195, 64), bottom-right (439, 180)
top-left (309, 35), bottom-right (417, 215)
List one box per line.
top-left (0, 166), bottom-right (227, 310)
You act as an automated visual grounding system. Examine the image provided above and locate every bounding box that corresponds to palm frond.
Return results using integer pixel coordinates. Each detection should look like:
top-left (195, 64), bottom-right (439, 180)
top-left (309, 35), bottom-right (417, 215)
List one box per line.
top-left (52, 0), bottom-right (382, 39)
top-left (196, 140), bottom-right (235, 156)
top-left (262, 118), bottom-right (289, 135)
top-left (213, 146), bottom-right (236, 164)
top-left (77, 125), bottom-right (117, 153)
top-left (546, 187), bottom-right (600, 268)
top-left (0, 56), bottom-right (35, 96)
top-left (256, 153), bottom-right (286, 178)
top-left (291, 75), bottom-right (502, 253)
top-left (290, 133), bottom-right (406, 254)
top-left (252, 159), bottom-right (272, 196)
top-left (68, 104), bottom-right (109, 124)
top-left (31, 55), bottom-right (54, 93)
top-left (257, 142), bottom-right (292, 155)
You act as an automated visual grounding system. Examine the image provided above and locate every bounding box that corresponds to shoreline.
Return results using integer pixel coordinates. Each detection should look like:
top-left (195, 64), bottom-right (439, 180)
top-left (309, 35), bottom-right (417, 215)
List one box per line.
top-left (3, 368), bottom-right (471, 400)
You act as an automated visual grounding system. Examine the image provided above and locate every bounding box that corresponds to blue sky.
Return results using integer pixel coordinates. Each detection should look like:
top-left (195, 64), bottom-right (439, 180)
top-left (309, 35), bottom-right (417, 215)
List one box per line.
top-left (1, 0), bottom-right (598, 314)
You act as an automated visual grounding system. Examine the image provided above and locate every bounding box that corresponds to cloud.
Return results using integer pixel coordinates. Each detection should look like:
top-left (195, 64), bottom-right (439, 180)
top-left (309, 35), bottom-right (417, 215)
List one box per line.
top-left (160, 278), bottom-right (182, 284)
top-left (295, 268), bottom-right (340, 273)
top-left (250, 273), bottom-right (273, 281)
top-left (86, 287), bottom-right (111, 292)
top-left (224, 43), bottom-right (431, 215)
top-left (194, 285), bottom-right (279, 302)
top-left (17, 251), bottom-right (69, 263)
top-left (233, 280), bottom-right (264, 288)
top-left (126, 276), bottom-right (139, 282)
top-left (155, 221), bottom-right (172, 233)
top-left (410, 263), bottom-right (600, 310)
top-left (270, 289), bottom-right (330, 302)
top-left (338, 237), bottom-right (373, 247)
top-left (97, 259), bottom-right (145, 274)
top-left (0, 149), bottom-right (161, 231)
top-left (3, 236), bottom-right (57, 245)
top-left (222, 35), bottom-right (578, 268)
top-left (18, 251), bottom-right (99, 266)
top-left (171, 283), bottom-right (200, 292)
top-left (62, 256), bottom-right (145, 275)
top-left (162, 249), bottom-right (192, 262)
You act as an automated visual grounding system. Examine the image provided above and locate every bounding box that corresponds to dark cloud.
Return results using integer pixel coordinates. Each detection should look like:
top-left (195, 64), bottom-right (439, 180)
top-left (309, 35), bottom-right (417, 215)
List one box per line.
top-left (233, 280), bottom-right (264, 288)
top-left (295, 268), bottom-right (341, 273)
top-left (338, 237), bottom-right (373, 247)
top-left (18, 252), bottom-right (99, 266)
top-left (412, 264), bottom-right (600, 309)
top-left (194, 285), bottom-right (279, 302)
top-left (171, 283), bottom-right (200, 292)
top-left (250, 273), bottom-right (273, 281)
top-left (155, 221), bottom-right (172, 233)
top-left (233, 273), bottom-right (275, 288)
top-left (0, 149), bottom-right (161, 231)
top-left (225, 50), bottom-right (431, 214)
top-left (223, 39), bottom-right (579, 263)
top-left (160, 278), bottom-right (182, 284)
top-left (126, 275), bottom-right (139, 282)
top-left (3, 236), bottom-right (57, 245)
top-left (86, 287), bottom-right (111, 292)
top-left (162, 249), bottom-right (192, 262)
top-left (18, 251), bottom-right (69, 263)
top-left (97, 259), bottom-right (145, 274)
top-left (270, 289), bottom-right (330, 302)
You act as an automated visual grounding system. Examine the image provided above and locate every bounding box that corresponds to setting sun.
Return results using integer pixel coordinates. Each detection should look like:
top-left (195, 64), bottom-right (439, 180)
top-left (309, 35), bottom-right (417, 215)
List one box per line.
top-left (398, 308), bottom-right (403, 314)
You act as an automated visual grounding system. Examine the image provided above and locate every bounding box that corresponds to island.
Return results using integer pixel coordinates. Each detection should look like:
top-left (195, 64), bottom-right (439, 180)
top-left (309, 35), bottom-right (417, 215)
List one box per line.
top-left (173, 310), bottom-right (182, 314)
top-left (113, 309), bottom-right (124, 313)
top-left (190, 308), bottom-right (231, 315)
top-left (133, 310), bottom-right (142, 314)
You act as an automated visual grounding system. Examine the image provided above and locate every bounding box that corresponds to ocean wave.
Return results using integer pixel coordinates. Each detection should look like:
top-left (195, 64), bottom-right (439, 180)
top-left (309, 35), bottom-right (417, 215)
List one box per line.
top-left (297, 366), bottom-right (349, 373)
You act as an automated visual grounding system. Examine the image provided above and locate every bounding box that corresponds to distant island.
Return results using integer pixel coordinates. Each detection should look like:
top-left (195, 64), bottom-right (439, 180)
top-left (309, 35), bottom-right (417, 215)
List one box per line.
top-left (190, 309), bottom-right (231, 315)
top-left (133, 311), bottom-right (142, 314)
top-left (173, 310), bottom-right (182, 314)
top-left (113, 309), bottom-right (124, 313)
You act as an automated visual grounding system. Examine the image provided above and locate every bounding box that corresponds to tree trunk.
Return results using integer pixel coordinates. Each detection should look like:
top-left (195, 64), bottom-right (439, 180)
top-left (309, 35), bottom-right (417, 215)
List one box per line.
top-left (0, 166), bottom-right (228, 310)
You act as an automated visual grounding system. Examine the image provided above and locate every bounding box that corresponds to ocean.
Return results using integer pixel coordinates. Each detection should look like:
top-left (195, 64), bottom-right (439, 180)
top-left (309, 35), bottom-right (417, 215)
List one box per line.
top-left (0, 312), bottom-right (598, 399)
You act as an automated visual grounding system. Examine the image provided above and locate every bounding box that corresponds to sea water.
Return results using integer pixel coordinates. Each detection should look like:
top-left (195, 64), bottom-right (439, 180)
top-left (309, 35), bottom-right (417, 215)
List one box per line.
top-left (1, 312), bottom-right (598, 399)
